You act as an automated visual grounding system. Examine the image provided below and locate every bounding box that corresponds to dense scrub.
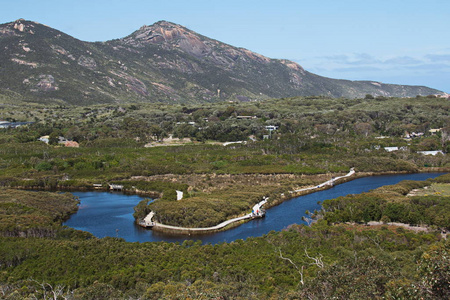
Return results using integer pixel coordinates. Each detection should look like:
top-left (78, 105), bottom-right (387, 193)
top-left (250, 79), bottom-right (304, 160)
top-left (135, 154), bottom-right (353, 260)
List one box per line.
top-left (148, 185), bottom-right (264, 227)
top-left (0, 222), bottom-right (447, 299)
top-left (321, 176), bottom-right (450, 230)
top-left (0, 176), bottom-right (448, 299)
top-left (0, 95), bottom-right (449, 184)
top-left (0, 96), bottom-right (449, 298)
top-left (0, 189), bottom-right (79, 237)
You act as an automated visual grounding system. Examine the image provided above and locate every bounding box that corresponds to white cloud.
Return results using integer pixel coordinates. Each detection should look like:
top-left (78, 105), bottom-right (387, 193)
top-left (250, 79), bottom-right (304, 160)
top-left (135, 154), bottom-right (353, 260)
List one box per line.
top-left (317, 53), bottom-right (380, 65)
top-left (333, 66), bottom-right (382, 73)
top-left (384, 56), bottom-right (422, 65)
top-left (294, 51), bottom-right (450, 92)
top-left (425, 54), bottom-right (450, 62)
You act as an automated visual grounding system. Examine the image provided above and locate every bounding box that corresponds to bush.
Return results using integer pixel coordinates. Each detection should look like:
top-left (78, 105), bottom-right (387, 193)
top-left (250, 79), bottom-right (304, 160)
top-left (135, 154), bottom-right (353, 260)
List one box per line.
top-left (35, 162), bottom-right (52, 171)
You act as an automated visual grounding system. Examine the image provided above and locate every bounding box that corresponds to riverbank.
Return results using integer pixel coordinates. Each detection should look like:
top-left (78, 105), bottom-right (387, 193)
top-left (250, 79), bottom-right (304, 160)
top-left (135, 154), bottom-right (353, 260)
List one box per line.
top-left (141, 169), bottom-right (449, 235)
top-left (140, 198), bottom-right (267, 235)
top-left (61, 172), bottom-right (447, 243)
top-left (6, 168), bottom-right (448, 236)
top-left (142, 169), bottom-right (357, 235)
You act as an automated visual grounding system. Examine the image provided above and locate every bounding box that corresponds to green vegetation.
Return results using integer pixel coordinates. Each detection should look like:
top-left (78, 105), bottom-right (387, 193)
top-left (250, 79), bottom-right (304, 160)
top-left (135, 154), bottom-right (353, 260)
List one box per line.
top-left (0, 20), bottom-right (443, 106)
top-left (321, 176), bottom-right (450, 230)
top-left (0, 95), bottom-right (449, 227)
top-left (0, 95), bottom-right (448, 298)
top-left (0, 189), bottom-right (81, 238)
top-left (0, 178), bottom-right (448, 298)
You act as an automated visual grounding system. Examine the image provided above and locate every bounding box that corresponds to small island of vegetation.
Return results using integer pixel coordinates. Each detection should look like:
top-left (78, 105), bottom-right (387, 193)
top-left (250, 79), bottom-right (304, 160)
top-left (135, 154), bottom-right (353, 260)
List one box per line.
top-left (0, 95), bottom-right (448, 298)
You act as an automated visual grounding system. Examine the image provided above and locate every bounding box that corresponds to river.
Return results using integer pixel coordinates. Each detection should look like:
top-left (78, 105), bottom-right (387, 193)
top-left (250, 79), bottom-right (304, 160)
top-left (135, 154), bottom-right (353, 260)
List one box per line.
top-left (63, 172), bottom-right (446, 244)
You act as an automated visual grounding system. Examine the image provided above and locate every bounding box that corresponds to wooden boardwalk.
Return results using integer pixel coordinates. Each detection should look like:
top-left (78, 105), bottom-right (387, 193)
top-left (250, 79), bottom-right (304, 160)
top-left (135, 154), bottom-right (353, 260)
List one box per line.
top-left (140, 198), bottom-right (267, 232)
top-left (290, 168), bottom-right (355, 193)
top-left (140, 168), bottom-right (355, 234)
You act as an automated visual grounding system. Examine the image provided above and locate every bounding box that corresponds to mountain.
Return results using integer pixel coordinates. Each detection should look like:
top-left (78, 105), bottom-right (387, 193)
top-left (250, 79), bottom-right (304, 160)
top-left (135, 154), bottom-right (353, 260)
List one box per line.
top-left (0, 19), bottom-right (445, 105)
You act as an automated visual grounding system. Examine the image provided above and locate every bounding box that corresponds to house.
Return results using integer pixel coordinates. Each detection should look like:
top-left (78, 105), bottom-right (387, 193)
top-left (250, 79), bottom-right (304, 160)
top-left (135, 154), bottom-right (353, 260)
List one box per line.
top-left (38, 135), bottom-right (78, 146)
top-left (38, 135), bottom-right (50, 143)
top-left (175, 121), bottom-right (196, 126)
top-left (417, 150), bottom-right (444, 156)
top-left (265, 125), bottom-right (278, 131)
top-left (404, 132), bottom-right (424, 139)
top-left (429, 128), bottom-right (442, 135)
top-left (237, 116), bottom-right (257, 120)
top-left (384, 147), bottom-right (399, 152)
top-left (58, 137), bottom-right (69, 144)
top-left (65, 141), bottom-right (79, 148)
top-left (109, 184), bottom-right (124, 191)
top-left (0, 121), bottom-right (33, 128)
top-left (223, 141), bottom-right (246, 146)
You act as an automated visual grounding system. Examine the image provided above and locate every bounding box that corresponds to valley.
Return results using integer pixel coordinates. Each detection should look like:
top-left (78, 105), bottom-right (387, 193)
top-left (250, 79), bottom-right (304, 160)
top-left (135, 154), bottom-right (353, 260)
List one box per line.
top-left (0, 18), bottom-right (448, 299)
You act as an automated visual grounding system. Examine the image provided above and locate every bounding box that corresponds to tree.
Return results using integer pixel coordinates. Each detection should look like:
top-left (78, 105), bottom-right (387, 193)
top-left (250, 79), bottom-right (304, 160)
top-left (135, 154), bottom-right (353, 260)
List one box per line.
top-left (48, 130), bottom-right (61, 145)
top-left (417, 242), bottom-right (450, 299)
top-left (149, 124), bottom-right (165, 141)
top-left (65, 126), bottom-right (82, 142)
top-left (441, 126), bottom-right (450, 153)
top-left (354, 122), bottom-right (373, 137)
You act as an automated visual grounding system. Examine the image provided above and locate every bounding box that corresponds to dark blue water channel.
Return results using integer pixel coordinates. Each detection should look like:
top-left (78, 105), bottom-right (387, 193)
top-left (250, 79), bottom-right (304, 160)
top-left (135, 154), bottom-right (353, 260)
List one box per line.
top-left (63, 172), bottom-right (446, 244)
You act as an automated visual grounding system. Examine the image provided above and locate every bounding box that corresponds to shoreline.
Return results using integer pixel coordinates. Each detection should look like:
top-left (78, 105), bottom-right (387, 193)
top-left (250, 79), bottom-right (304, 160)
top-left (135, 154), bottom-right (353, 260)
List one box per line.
top-left (5, 168), bottom-right (448, 236)
top-left (139, 168), bottom-right (448, 235)
top-left (142, 169), bottom-right (357, 235)
top-left (9, 167), bottom-right (446, 194)
top-left (141, 198), bottom-right (268, 235)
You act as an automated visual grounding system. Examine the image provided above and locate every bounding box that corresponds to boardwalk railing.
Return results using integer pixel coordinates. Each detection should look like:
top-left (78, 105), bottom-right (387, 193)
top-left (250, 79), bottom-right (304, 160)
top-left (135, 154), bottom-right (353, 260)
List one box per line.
top-left (140, 169), bottom-right (355, 234)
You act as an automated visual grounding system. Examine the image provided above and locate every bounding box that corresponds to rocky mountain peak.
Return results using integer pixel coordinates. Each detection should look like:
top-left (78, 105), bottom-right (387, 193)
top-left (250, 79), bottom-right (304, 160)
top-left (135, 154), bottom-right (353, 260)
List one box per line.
top-left (124, 20), bottom-right (190, 45)
top-left (0, 19), bottom-right (444, 105)
top-left (0, 19), bottom-right (38, 38)
top-left (121, 20), bottom-right (212, 58)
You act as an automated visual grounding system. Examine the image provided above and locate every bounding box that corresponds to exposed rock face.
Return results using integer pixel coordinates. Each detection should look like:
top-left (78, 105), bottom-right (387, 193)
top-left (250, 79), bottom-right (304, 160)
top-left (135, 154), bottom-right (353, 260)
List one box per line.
top-left (23, 74), bottom-right (59, 92)
top-left (11, 19), bottom-right (35, 34)
top-left (51, 44), bottom-right (76, 60)
top-left (36, 75), bottom-right (58, 91)
top-left (0, 27), bottom-right (16, 38)
top-left (110, 71), bottom-right (148, 96)
top-left (126, 76), bottom-right (148, 96)
top-left (11, 58), bottom-right (38, 68)
top-left (0, 19), bottom-right (445, 105)
top-left (77, 55), bottom-right (97, 70)
top-left (121, 21), bottom-right (272, 69)
top-left (14, 22), bottom-right (25, 32)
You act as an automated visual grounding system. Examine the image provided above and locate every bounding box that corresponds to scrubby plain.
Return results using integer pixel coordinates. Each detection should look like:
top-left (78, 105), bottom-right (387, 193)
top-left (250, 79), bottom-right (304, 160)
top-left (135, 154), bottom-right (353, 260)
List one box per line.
top-left (0, 95), bottom-right (449, 298)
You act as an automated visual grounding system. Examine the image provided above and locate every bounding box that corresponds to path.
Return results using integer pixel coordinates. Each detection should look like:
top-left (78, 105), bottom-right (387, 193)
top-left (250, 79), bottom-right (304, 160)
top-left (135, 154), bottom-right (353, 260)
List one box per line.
top-left (141, 168), bottom-right (355, 233)
top-left (290, 168), bottom-right (355, 193)
top-left (141, 198), bottom-right (268, 232)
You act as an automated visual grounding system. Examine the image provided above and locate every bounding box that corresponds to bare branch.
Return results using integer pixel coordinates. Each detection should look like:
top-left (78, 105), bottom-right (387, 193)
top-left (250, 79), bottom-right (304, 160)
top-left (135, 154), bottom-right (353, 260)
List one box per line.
top-left (302, 215), bottom-right (313, 226)
top-left (278, 248), bottom-right (304, 286)
top-left (366, 234), bottom-right (383, 251)
top-left (28, 279), bottom-right (70, 300)
top-left (304, 248), bottom-right (324, 269)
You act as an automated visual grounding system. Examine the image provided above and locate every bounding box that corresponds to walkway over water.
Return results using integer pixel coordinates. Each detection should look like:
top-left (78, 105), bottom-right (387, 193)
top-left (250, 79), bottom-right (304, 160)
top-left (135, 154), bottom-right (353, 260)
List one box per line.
top-left (141, 168), bottom-right (356, 234)
top-left (140, 198), bottom-right (267, 233)
top-left (64, 172), bottom-right (446, 244)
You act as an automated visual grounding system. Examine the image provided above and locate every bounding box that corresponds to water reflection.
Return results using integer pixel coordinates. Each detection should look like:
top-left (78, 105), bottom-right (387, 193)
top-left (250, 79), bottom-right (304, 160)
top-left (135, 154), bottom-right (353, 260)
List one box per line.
top-left (64, 172), bottom-right (446, 244)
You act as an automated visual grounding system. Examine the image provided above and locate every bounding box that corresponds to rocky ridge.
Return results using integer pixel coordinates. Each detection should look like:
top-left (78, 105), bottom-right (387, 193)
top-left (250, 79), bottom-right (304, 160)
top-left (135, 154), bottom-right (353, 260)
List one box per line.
top-left (0, 19), bottom-right (444, 105)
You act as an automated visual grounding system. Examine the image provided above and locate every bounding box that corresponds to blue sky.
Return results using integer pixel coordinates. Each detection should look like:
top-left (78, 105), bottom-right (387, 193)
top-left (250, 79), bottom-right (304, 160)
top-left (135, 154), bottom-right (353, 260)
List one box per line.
top-left (2, 0), bottom-right (449, 93)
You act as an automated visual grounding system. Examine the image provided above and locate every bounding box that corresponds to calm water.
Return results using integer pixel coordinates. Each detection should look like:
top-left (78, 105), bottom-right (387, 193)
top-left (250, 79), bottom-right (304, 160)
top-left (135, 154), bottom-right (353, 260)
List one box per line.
top-left (64, 172), bottom-right (446, 244)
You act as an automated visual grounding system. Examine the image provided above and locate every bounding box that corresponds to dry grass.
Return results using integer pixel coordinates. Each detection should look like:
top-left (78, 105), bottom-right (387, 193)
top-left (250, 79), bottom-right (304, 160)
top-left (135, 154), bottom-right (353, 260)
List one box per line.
top-left (407, 183), bottom-right (450, 197)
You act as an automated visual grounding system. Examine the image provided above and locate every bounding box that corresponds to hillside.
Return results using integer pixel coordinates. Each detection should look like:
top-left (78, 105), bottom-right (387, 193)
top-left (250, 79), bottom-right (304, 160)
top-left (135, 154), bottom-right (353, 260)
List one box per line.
top-left (0, 19), bottom-right (444, 105)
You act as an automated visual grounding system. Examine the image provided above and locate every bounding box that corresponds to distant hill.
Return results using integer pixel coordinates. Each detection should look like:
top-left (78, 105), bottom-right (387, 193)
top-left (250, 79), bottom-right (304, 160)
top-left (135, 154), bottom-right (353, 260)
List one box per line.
top-left (0, 19), bottom-right (444, 105)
